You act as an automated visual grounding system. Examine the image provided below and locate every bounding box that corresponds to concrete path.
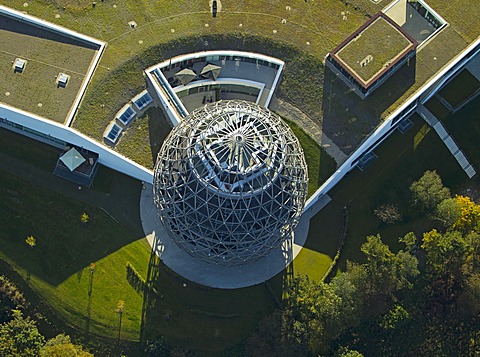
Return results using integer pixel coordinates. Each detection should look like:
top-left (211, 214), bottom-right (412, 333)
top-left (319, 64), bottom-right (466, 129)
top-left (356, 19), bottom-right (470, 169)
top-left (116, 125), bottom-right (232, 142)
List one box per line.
top-left (269, 96), bottom-right (348, 166)
top-left (140, 183), bottom-right (332, 289)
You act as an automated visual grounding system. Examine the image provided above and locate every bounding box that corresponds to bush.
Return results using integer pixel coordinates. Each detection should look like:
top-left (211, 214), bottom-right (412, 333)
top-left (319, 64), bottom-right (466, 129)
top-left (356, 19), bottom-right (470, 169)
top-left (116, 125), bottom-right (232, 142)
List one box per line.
top-left (0, 276), bottom-right (26, 323)
top-left (374, 204), bottom-right (402, 224)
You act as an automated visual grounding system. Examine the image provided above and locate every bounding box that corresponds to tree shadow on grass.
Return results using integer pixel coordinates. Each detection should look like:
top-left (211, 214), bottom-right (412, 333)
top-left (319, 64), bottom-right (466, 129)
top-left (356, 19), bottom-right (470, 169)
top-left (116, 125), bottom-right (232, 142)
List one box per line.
top-left (138, 236), bottom-right (282, 355)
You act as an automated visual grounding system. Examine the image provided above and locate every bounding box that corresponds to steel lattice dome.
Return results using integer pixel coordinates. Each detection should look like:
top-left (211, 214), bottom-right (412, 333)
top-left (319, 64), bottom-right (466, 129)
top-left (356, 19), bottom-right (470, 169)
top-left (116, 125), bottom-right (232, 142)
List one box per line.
top-left (153, 100), bottom-right (308, 265)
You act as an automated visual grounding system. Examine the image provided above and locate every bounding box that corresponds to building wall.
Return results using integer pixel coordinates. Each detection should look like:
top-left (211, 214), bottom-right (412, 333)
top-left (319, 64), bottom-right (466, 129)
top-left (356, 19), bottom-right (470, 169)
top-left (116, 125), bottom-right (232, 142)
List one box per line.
top-left (0, 104), bottom-right (154, 183)
top-left (305, 38), bottom-right (480, 211)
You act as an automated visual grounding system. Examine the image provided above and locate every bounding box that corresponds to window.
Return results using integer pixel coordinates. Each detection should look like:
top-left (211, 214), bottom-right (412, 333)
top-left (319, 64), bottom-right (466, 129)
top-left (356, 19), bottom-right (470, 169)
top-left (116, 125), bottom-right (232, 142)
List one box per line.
top-left (117, 105), bottom-right (136, 125)
top-left (104, 122), bottom-right (123, 144)
top-left (133, 92), bottom-right (153, 110)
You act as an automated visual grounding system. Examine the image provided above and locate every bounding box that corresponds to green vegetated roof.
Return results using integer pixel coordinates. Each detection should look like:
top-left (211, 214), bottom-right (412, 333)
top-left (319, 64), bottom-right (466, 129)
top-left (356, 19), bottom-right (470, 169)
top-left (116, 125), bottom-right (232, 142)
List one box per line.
top-left (335, 16), bottom-right (413, 84)
top-left (0, 0), bottom-right (478, 161)
top-left (0, 12), bottom-right (99, 123)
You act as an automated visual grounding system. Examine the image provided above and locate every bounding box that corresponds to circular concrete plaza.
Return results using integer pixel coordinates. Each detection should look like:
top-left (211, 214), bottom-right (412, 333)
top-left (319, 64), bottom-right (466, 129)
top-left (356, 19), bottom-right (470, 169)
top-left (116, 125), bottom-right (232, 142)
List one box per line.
top-left (140, 182), bottom-right (321, 288)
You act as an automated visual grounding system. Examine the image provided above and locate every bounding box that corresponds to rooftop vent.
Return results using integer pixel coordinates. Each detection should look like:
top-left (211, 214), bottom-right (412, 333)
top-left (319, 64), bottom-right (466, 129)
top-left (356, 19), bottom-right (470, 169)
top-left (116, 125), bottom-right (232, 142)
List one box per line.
top-left (13, 58), bottom-right (26, 73)
top-left (56, 73), bottom-right (70, 88)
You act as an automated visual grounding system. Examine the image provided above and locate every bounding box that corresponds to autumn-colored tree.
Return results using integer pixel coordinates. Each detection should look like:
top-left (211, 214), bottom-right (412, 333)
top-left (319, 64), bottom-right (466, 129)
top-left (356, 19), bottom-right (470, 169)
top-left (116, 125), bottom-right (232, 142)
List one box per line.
top-left (80, 213), bottom-right (89, 226)
top-left (25, 236), bottom-right (36, 249)
top-left (116, 300), bottom-right (125, 343)
top-left (0, 276), bottom-right (26, 324)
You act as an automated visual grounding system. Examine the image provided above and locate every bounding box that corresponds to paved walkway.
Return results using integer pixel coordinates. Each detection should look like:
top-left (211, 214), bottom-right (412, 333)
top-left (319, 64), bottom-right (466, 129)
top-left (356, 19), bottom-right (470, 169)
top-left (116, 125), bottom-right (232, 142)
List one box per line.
top-left (269, 96), bottom-right (348, 166)
top-left (140, 183), bottom-right (331, 289)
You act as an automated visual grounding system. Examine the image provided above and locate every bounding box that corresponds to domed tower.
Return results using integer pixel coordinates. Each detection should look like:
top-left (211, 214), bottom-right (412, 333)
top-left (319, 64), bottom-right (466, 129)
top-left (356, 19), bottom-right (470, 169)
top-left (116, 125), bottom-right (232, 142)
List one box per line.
top-left (153, 100), bottom-right (308, 265)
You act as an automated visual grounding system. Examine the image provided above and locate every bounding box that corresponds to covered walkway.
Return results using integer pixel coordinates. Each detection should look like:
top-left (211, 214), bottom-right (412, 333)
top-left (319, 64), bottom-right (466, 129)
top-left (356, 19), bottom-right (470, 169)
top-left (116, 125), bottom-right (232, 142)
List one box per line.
top-left (417, 104), bottom-right (476, 178)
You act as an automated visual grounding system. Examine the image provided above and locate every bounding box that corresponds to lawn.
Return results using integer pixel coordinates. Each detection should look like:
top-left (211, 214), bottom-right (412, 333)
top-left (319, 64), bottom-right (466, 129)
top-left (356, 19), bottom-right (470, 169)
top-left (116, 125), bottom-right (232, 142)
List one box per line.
top-left (0, 0), bottom-right (478, 353)
top-left (438, 68), bottom-right (480, 109)
top-left (307, 106), bottom-right (475, 270)
top-left (115, 107), bottom-right (173, 170)
top-left (0, 163), bottom-right (150, 339)
top-left (283, 118), bottom-right (337, 198)
top-left (440, 95), bottom-right (480, 168)
top-left (141, 255), bottom-right (279, 354)
top-left (0, 128), bottom-right (279, 354)
top-left (3, 0), bottom-right (474, 169)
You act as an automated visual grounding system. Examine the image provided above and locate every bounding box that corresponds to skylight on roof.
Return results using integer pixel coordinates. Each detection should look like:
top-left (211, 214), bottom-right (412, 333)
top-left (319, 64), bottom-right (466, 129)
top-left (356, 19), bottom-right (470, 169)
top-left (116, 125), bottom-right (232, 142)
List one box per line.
top-left (117, 105), bottom-right (136, 125)
top-left (133, 91), bottom-right (153, 110)
top-left (103, 122), bottom-right (123, 144)
top-left (57, 73), bottom-right (70, 87)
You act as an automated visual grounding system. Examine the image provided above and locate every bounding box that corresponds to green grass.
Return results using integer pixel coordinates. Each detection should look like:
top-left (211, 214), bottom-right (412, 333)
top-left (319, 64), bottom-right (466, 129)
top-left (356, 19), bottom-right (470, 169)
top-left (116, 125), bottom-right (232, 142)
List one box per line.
top-left (292, 247), bottom-right (333, 282)
top-left (0, 128), bottom-right (279, 354)
top-left (0, 164), bottom-right (149, 339)
top-left (116, 107), bottom-right (173, 170)
top-left (307, 109), bottom-right (473, 270)
top-left (284, 118), bottom-right (337, 198)
top-left (438, 69), bottom-right (480, 108)
top-left (425, 95), bottom-right (450, 119)
top-left (0, 0), bottom-right (478, 352)
top-left (336, 16), bottom-right (412, 83)
top-left (0, 13), bottom-right (98, 123)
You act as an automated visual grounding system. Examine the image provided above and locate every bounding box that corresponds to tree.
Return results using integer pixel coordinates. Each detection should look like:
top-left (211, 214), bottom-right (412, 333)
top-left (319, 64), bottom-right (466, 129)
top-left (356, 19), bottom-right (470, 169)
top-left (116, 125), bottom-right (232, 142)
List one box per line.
top-left (287, 276), bottom-right (347, 354)
top-left (421, 229), bottom-right (467, 304)
top-left (437, 195), bottom-right (480, 233)
top-left (0, 276), bottom-right (26, 324)
top-left (40, 334), bottom-right (93, 357)
top-left (246, 310), bottom-right (309, 357)
top-left (399, 232), bottom-right (417, 252)
top-left (25, 236), bottom-right (36, 249)
top-left (336, 347), bottom-right (364, 357)
top-left (116, 300), bottom-right (125, 343)
top-left (422, 229), bottom-right (466, 276)
top-left (0, 310), bottom-right (45, 357)
top-left (80, 213), bottom-right (89, 226)
top-left (360, 235), bottom-right (419, 299)
top-left (378, 304), bottom-right (410, 330)
top-left (410, 170), bottom-right (450, 212)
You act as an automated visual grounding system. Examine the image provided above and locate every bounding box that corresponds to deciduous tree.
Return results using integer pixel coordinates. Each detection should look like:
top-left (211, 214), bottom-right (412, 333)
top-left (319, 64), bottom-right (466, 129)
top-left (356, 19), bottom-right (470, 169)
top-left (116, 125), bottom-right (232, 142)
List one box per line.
top-left (0, 310), bottom-right (44, 357)
top-left (40, 334), bottom-right (93, 357)
top-left (410, 170), bottom-right (450, 212)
